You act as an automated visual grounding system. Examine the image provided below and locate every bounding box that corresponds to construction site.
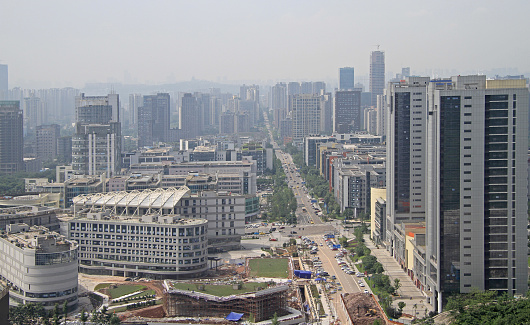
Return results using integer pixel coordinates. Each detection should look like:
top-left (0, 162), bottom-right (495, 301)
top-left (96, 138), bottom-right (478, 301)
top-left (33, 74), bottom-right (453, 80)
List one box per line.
top-left (164, 281), bottom-right (291, 322)
top-left (340, 292), bottom-right (386, 325)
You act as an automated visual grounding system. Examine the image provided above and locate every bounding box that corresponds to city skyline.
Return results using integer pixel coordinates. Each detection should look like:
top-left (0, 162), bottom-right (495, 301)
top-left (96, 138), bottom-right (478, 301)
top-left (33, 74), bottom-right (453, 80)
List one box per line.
top-left (1, 0), bottom-right (529, 89)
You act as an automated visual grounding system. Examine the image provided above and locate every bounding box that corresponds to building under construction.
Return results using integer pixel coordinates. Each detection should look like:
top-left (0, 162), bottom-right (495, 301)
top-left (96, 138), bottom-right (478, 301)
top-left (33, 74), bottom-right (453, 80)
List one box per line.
top-left (164, 283), bottom-right (289, 322)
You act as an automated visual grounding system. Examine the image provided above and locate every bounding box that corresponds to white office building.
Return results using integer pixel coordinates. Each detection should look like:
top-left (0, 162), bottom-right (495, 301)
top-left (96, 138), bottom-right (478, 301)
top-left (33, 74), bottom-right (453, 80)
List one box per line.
top-left (0, 224), bottom-right (78, 309)
top-left (72, 187), bottom-right (246, 252)
top-left (68, 212), bottom-right (208, 279)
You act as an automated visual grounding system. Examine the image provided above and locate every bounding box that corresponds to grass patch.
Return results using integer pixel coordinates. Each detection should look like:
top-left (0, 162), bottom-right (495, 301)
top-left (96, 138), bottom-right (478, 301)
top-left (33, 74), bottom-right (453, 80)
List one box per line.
top-left (106, 285), bottom-right (146, 299)
top-left (356, 262), bottom-right (366, 273)
top-left (249, 258), bottom-right (289, 278)
top-left (94, 283), bottom-right (112, 291)
top-left (110, 289), bottom-right (156, 306)
top-left (172, 282), bottom-right (269, 296)
top-left (528, 255), bottom-right (530, 267)
top-left (127, 289), bottom-right (155, 299)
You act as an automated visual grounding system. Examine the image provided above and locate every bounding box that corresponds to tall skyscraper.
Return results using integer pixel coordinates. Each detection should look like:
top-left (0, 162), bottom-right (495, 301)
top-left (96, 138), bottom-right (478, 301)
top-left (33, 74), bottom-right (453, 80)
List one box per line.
top-left (0, 101), bottom-right (23, 174)
top-left (424, 76), bottom-right (528, 310)
top-left (36, 124), bottom-right (60, 162)
top-left (23, 93), bottom-right (47, 132)
top-left (128, 94), bottom-right (142, 127)
top-left (76, 93), bottom-right (119, 123)
top-left (0, 64), bottom-right (7, 100)
top-left (270, 83), bottom-right (287, 110)
top-left (387, 75), bottom-right (529, 312)
top-left (137, 93), bottom-right (170, 147)
top-left (179, 93), bottom-right (199, 139)
top-left (334, 89), bottom-right (361, 133)
top-left (290, 94), bottom-right (321, 148)
top-left (370, 50), bottom-right (385, 106)
top-left (386, 77), bottom-right (430, 258)
top-left (72, 94), bottom-right (121, 177)
top-left (312, 82), bottom-right (326, 95)
top-left (300, 82), bottom-right (313, 94)
top-left (339, 67), bottom-right (355, 90)
top-left (319, 92), bottom-right (333, 135)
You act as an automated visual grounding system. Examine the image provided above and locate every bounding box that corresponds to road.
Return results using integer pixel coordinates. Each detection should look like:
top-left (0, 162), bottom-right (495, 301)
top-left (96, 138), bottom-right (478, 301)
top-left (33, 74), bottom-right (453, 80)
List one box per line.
top-left (264, 112), bottom-right (323, 227)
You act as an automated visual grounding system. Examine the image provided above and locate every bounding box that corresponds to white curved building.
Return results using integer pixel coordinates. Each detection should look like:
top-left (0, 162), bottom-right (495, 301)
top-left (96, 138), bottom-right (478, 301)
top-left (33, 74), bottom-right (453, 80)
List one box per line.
top-left (72, 187), bottom-right (246, 252)
top-left (0, 224), bottom-right (78, 309)
top-left (69, 212), bottom-right (209, 279)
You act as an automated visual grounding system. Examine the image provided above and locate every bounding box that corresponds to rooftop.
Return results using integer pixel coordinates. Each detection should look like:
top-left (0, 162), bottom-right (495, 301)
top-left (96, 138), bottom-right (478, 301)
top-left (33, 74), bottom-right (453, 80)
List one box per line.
top-left (2, 225), bottom-right (75, 252)
top-left (72, 186), bottom-right (190, 210)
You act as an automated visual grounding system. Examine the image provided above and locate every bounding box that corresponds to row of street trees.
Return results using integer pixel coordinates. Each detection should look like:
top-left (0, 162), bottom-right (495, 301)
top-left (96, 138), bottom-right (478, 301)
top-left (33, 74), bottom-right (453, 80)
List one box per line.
top-left (265, 156), bottom-right (297, 224)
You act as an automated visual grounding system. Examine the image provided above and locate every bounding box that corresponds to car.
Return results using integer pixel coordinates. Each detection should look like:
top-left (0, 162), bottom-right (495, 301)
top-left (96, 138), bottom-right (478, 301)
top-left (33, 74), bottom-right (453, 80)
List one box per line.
top-left (360, 283), bottom-right (365, 287)
top-left (331, 275), bottom-right (336, 280)
top-left (364, 289), bottom-right (369, 294)
top-left (269, 238), bottom-right (278, 241)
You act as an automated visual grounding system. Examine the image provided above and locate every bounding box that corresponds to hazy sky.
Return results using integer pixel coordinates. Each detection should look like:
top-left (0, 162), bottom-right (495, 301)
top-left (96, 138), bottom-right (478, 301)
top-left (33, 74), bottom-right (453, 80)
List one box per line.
top-left (1, 0), bottom-right (529, 89)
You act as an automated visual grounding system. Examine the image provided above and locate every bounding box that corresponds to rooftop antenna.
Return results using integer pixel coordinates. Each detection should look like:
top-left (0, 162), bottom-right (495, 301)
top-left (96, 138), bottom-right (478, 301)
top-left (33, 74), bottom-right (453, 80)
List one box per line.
top-left (372, 44), bottom-right (381, 51)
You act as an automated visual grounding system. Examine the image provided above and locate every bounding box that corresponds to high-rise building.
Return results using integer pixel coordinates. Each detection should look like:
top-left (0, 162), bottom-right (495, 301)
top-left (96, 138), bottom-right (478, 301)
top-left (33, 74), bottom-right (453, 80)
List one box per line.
top-left (320, 92), bottom-right (333, 134)
top-left (138, 93), bottom-right (170, 147)
top-left (424, 76), bottom-right (528, 310)
top-left (57, 136), bottom-right (72, 163)
top-left (76, 93), bottom-right (119, 123)
top-left (0, 101), bottom-right (23, 174)
top-left (0, 64), bottom-right (8, 100)
top-left (339, 67), bottom-right (355, 90)
top-left (36, 124), bottom-right (60, 162)
top-left (128, 94), bottom-right (142, 127)
top-left (312, 82), bottom-right (326, 95)
top-left (375, 94), bottom-right (386, 137)
top-left (23, 93), bottom-right (47, 132)
top-left (72, 123), bottom-right (121, 177)
top-left (270, 83), bottom-right (287, 110)
top-left (180, 93), bottom-right (199, 139)
top-left (72, 94), bottom-right (121, 177)
top-left (334, 89), bottom-right (361, 133)
top-left (287, 82), bottom-right (301, 98)
top-left (370, 50), bottom-right (385, 107)
top-left (300, 82), bottom-right (313, 94)
top-left (290, 94), bottom-right (321, 148)
top-left (386, 77), bottom-right (430, 252)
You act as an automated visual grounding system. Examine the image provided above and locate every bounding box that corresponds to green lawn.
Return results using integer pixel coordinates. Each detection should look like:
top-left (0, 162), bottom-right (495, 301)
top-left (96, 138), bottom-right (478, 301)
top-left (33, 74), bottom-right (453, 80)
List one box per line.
top-left (106, 284), bottom-right (146, 299)
top-left (249, 258), bottom-right (289, 278)
top-left (528, 256), bottom-right (530, 267)
top-left (171, 282), bottom-right (269, 296)
top-left (94, 283), bottom-right (112, 291)
top-left (110, 289), bottom-right (156, 305)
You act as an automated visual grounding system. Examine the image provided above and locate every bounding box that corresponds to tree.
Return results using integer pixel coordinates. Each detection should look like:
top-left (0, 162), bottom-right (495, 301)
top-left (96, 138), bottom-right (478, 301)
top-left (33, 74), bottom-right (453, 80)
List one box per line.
top-left (52, 313), bottom-right (61, 325)
top-left (413, 304), bottom-right (418, 318)
top-left (397, 301), bottom-right (406, 315)
top-left (52, 303), bottom-right (59, 317)
top-left (80, 309), bottom-right (89, 324)
top-left (109, 313), bottom-right (121, 325)
top-left (271, 312), bottom-right (279, 325)
top-left (62, 300), bottom-right (68, 319)
top-left (248, 312), bottom-right (256, 324)
top-left (394, 279), bottom-right (401, 292)
top-left (371, 319), bottom-right (384, 325)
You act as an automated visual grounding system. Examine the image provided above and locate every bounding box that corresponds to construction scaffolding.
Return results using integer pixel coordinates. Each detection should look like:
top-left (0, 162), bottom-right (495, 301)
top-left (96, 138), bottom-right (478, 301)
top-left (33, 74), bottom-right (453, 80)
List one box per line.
top-left (164, 285), bottom-right (289, 322)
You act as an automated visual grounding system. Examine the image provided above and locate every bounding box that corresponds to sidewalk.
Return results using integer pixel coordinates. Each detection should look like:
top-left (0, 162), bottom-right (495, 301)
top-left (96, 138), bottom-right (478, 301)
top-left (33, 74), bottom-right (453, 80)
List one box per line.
top-left (363, 234), bottom-right (432, 319)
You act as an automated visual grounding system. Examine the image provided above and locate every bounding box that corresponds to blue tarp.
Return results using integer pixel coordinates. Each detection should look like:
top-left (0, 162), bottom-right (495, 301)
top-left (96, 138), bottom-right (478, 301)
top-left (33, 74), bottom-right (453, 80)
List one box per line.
top-left (226, 312), bottom-right (244, 321)
top-left (295, 270), bottom-right (312, 279)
